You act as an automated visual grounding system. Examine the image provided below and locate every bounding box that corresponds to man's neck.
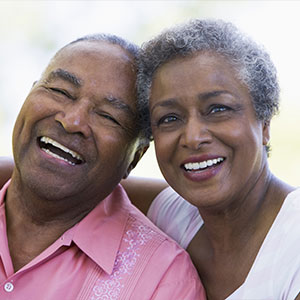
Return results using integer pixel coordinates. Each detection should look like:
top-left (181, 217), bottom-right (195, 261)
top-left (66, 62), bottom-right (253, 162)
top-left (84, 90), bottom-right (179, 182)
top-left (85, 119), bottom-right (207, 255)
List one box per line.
top-left (4, 176), bottom-right (98, 272)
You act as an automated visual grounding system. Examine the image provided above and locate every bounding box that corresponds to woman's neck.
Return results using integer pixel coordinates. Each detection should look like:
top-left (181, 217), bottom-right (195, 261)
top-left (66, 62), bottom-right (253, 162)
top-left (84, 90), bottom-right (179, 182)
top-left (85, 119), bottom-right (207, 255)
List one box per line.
top-left (188, 169), bottom-right (294, 300)
top-left (198, 168), bottom-right (281, 249)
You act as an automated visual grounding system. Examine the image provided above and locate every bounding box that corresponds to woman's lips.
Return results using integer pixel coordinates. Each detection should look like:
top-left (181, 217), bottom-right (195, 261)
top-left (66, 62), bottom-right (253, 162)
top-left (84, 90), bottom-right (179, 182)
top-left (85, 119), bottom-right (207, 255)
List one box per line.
top-left (181, 156), bottom-right (225, 182)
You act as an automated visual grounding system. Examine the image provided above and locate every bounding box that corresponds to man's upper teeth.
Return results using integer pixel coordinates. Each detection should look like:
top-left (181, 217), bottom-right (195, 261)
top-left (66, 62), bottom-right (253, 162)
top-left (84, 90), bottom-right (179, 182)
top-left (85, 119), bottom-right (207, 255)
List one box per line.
top-left (184, 157), bottom-right (224, 170)
top-left (42, 148), bottom-right (76, 166)
top-left (40, 136), bottom-right (83, 161)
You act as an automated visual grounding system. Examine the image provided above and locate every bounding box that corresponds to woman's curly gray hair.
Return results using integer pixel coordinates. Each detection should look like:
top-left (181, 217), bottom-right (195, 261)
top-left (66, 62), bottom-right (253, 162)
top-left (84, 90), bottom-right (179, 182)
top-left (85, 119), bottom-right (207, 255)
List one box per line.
top-left (137, 19), bottom-right (280, 143)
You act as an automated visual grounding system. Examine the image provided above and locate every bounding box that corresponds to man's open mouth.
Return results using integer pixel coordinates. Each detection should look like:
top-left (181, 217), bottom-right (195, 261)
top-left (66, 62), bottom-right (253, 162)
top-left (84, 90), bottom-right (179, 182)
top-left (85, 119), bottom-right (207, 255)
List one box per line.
top-left (38, 136), bottom-right (84, 166)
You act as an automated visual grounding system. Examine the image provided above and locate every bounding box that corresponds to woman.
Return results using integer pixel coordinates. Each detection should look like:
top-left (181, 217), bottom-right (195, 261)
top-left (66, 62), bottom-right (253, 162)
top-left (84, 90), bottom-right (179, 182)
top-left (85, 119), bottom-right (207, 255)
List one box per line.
top-left (131, 19), bottom-right (299, 299)
top-left (1, 20), bottom-right (299, 299)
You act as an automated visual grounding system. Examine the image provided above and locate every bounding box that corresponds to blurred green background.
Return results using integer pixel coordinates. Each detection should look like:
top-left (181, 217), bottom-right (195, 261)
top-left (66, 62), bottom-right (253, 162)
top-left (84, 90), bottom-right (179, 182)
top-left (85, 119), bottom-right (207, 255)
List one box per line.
top-left (0, 0), bottom-right (299, 186)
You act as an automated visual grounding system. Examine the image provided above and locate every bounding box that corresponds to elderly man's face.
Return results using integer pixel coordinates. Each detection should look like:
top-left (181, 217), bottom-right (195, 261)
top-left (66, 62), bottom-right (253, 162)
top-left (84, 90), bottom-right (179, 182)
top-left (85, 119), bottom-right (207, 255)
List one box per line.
top-left (12, 41), bottom-right (141, 202)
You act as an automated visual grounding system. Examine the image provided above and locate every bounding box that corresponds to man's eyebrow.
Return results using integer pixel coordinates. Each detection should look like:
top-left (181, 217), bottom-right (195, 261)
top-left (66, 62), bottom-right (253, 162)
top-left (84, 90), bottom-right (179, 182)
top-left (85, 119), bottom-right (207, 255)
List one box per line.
top-left (45, 68), bottom-right (82, 87)
top-left (104, 95), bottom-right (136, 117)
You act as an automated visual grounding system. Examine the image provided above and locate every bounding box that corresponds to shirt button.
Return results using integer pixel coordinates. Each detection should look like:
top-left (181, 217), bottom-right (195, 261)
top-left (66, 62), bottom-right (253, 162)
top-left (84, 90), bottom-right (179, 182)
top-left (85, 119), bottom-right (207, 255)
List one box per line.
top-left (4, 282), bottom-right (14, 292)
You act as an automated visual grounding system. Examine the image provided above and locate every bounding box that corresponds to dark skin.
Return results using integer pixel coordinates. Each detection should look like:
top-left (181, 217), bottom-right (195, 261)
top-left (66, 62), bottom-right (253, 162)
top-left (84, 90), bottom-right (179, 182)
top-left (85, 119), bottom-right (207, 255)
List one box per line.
top-left (147, 52), bottom-right (297, 299)
top-left (1, 49), bottom-right (299, 298)
top-left (0, 157), bottom-right (165, 216)
top-left (1, 159), bottom-right (300, 300)
top-left (2, 41), bottom-right (147, 272)
top-left (186, 175), bottom-right (292, 298)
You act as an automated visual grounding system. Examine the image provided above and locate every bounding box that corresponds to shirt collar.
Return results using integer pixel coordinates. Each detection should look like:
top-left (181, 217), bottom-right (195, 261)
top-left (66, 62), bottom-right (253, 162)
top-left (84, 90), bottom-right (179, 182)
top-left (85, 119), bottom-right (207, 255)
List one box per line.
top-left (0, 180), bottom-right (130, 275)
top-left (0, 180), bottom-right (10, 206)
top-left (72, 184), bottom-right (130, 275)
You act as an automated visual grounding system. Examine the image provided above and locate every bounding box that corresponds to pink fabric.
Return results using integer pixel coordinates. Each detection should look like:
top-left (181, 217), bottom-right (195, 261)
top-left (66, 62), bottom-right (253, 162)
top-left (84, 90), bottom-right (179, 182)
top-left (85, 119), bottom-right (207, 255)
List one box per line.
top-left (0, 181), bottom-right (205, 299)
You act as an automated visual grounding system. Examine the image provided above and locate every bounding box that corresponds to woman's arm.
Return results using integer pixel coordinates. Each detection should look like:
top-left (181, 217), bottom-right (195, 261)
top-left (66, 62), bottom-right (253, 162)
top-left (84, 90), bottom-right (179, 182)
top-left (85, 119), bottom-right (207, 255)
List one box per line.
top-left (121, 176), bottom-right (168, 215)
top-left (0, 157), bottom-right (169, 215)
top-left (0, 156), bottom-right (169, 215)
top-left (0, 157), bottom-right (14, 188)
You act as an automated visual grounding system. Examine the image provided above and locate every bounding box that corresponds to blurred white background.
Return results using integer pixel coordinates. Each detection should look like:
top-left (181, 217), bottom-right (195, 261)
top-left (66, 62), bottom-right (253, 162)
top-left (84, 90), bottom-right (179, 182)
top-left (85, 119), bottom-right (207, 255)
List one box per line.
top-left (0, 0), bottom-right (299, 186)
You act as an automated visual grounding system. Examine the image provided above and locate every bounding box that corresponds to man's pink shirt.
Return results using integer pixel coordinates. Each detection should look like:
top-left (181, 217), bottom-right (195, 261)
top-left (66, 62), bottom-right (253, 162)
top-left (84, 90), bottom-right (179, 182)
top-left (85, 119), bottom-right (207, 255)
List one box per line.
top-left (0, 181), bottom-right (205, 299)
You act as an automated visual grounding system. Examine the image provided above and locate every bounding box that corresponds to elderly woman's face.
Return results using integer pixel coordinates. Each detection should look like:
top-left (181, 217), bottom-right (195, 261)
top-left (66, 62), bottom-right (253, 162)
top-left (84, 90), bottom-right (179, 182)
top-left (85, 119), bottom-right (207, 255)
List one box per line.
top-left (150, 51), bottom-right (270, 209)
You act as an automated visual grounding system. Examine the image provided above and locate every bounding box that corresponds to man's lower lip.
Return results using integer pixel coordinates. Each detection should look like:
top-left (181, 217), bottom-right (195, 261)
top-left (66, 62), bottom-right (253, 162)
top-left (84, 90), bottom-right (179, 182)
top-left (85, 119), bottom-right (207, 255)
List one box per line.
top-left (39, 147), bottom-right (79, 167)
top-left (182, 165), bottom-right (221, 182)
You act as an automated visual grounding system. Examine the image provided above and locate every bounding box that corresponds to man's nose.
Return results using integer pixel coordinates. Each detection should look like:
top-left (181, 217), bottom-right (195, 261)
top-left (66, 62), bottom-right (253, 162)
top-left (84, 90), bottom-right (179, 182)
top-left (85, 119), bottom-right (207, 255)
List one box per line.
top-left (180, 117), bottom-right (212, 150)
top-left (55, 102), bottom-right (91, 138)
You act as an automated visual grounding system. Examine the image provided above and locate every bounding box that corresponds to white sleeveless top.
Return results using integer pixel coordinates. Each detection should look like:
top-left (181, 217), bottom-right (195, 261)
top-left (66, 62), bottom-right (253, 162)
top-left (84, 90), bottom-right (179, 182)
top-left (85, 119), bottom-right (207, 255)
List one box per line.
top-left (148, 187), bottom-right (300, 299)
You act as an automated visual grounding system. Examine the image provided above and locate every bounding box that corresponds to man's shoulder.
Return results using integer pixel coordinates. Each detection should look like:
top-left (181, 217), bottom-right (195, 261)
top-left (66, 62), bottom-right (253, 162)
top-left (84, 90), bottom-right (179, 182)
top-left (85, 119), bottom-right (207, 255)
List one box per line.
top-left (118, 197), bottom-right (193, 265)
top-left (125, 205), bottom-right (176, 249)
top-left (119, 211), bottom-right (205, 299)
top-left (108, 184), bottom-right (193, 266)
top-left (78, 185), bottom-right (205, 299)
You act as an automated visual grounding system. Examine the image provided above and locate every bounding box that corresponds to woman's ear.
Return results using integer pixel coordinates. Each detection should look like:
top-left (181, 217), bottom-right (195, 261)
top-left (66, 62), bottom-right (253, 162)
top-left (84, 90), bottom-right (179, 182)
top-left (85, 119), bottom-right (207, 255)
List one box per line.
top-left (262, 121), bottom-right (270, 146)
top-left (123, 145), bottom-right (149, 179)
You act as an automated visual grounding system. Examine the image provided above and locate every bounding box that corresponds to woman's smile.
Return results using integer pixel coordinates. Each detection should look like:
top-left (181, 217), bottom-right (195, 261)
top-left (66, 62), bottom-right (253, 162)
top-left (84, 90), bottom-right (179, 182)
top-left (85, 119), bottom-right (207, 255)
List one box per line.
top-left (150, 51), bottom-right (268, 208)
top-left (180, 155), bottom-right (225, 182)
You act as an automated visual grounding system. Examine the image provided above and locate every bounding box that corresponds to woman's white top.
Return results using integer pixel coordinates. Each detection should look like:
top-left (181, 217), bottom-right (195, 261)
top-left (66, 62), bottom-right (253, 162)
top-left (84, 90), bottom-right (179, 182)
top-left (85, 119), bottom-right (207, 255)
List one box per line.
top-left (148, 187), bottom-right (300, 299)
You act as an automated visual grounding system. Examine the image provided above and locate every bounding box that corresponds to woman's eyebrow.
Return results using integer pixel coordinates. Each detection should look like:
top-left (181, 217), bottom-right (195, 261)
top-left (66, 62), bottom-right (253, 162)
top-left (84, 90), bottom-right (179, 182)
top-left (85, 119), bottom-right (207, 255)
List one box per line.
top-left (150, 98), bottom-right (177, 113)
top-left (150, 90), bottom-right (234, 114)
top-left (45, 68), bottom-right (82, 87)
top-left (198, 90), bottom-right (231, 100)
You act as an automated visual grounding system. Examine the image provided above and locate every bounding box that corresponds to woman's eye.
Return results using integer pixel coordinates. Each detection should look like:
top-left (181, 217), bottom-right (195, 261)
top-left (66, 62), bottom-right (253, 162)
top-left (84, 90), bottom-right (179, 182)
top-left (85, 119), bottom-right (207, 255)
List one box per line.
top-left (209, 105), bottom-right (230, 114)
top-left (157, 115), bottom-right (178, 125)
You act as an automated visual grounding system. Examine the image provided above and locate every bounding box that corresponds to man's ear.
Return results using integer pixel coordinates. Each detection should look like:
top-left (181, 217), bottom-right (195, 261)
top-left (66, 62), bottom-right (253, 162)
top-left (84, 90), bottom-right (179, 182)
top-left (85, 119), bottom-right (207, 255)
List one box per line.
top-left (123, 145), bottom-right (149, 179)
top-left (262, 121), bottom-right (270, 146)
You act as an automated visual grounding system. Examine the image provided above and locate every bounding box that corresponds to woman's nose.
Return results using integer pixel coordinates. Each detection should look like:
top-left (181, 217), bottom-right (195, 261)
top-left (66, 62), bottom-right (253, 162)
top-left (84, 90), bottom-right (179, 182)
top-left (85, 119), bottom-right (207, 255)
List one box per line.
top-left (55, 102), bottom-right (91, 138)
top-left (180, 118), bottom-right (212, 150)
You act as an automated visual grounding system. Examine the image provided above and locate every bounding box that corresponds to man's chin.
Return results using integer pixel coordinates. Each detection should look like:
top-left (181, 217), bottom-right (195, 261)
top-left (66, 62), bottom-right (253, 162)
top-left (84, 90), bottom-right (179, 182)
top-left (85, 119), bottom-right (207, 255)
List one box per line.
top-left (20, 171), bottom-right (85, 202)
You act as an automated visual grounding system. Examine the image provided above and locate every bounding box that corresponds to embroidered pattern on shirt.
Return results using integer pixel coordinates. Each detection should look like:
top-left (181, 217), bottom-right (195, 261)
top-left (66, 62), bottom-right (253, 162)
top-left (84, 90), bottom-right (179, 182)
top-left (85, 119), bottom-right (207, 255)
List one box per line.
top-left (90, 216), bottom-right (158, 300)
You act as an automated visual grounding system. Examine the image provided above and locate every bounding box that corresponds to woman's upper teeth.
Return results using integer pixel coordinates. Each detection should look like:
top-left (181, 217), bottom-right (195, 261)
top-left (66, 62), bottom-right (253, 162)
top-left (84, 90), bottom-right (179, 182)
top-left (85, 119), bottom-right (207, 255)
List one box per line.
top-left (184, 157), bottom-right (224, 170)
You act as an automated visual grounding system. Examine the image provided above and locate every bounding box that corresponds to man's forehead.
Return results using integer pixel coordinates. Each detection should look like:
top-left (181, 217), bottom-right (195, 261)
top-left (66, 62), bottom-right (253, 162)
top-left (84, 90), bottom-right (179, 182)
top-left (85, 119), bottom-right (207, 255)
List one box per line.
top-left (56, 40), bottom-right (135, 65)
top-left (45, 41), bottom-right (137, 86)
top-left (43, 40), bottom-right (137, 83)
top-left (41, 41), bottom-right (138, 113)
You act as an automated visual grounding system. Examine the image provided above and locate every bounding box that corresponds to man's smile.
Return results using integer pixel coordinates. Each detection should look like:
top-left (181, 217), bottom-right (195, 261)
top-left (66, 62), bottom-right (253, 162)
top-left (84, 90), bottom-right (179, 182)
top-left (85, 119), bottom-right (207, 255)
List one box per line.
top-left (38, 136), bottom-right (84, 166)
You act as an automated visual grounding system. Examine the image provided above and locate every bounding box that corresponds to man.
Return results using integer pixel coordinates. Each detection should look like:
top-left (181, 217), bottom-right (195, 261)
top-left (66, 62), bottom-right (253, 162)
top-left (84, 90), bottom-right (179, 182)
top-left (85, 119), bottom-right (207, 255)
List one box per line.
top-left (0, 34), bottom-right (205, 299)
